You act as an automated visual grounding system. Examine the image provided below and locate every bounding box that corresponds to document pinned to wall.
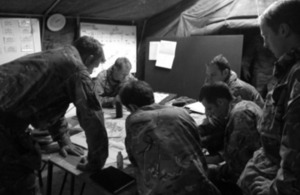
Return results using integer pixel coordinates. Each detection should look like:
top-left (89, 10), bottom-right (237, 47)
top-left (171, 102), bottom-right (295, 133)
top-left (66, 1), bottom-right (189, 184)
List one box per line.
top-left (149, 41), bottom-right (160, 60)
top-left (0, 18), bottom-right (41, 65)
top-left (155, 40), bottom-right (177, 69)
top-left (80, 22), bottom-right (137, 77)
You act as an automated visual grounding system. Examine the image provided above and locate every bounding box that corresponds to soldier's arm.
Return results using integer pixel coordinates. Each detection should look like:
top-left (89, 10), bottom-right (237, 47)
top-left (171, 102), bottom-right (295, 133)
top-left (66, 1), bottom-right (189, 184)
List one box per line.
top-left (67, 69), bottom-right (108, 171)
top-left (223, 108), bottom-right (261, 182)
top-left (270, 72), bottom-right (300, 194)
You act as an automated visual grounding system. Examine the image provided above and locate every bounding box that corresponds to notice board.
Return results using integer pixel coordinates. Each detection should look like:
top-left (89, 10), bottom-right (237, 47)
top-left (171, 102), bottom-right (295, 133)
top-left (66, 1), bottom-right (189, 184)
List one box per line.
top-left (80, 23), bottom-right (137, 77)
top-left (145, 35), bottom-right (243, 99)
top-left (0, 18), bottom-right (41, 65)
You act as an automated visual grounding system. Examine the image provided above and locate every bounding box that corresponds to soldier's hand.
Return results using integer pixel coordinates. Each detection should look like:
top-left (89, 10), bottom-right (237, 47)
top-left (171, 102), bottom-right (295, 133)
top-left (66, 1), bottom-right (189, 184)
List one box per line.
top-left (250, 176), bottom-right (271, 195)
top-left (59, 143), bottom-right (84, 157)
top-left (57, 132), bottom-right (84, 157)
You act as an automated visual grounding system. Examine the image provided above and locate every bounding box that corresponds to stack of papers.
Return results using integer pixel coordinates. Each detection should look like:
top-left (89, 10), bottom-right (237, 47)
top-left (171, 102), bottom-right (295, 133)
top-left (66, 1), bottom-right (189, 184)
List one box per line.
top-left (184, 101), bottom-right (205, 114)
top-left (154, 92), bottom-right (177, 105)
top-left (154, 92), bottom-right (169, 104)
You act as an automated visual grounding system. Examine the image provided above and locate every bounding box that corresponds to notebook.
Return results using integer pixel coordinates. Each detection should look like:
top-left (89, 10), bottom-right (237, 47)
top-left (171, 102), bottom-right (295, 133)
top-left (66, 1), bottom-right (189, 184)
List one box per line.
top-left (90, 166), bottom-right (135, 194)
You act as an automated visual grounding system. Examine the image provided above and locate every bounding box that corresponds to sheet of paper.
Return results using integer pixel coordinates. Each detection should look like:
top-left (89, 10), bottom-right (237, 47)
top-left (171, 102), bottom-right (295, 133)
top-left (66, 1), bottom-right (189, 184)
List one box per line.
top-left (0, 18), bottom-right (41, 65)
top-left (154, 92), bottom-right (169, 104)
top-left (70, 131), bottom-right (128, 165)
top-left (184, 101), bottom-right (205, 114)
top-left (70, 131), bottom-right (88, 149)
top-left (155, 40), bottom-right (177, 69)
top-left (149, 41), bottom-right (160, 60)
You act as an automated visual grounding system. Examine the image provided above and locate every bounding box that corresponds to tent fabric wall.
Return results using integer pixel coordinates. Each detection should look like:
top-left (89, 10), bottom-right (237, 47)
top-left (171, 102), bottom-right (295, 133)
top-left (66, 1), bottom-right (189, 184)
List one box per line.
top-left (0, 0), bottom-right (277, 83)
top-left (177, 0), bottom-right (234, 37)
top-left (0, 0), bottom-right (185, 21)
top-left (51, 0), bottom-right (183, 21)
top-left (188, 0), bottom-right (277, 36)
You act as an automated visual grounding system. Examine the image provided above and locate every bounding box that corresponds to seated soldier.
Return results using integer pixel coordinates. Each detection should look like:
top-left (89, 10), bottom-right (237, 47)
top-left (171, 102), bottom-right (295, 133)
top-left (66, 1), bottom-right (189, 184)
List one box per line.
top-left (119, 80), bottom-right (221, 195)
top-left (206, 54), bottom-right (264, 108)
top-left (93, 57), bottom-right (136, 108)
top-left (198, 82), bottom-right (262, 194)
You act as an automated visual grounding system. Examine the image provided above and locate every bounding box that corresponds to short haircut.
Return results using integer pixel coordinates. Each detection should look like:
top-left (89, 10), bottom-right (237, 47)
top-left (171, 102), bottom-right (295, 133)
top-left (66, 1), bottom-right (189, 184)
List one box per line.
top-left (119, 80), bottom-right (154, 108)
top-left (259, 0), bottom-right (300, 35)
top-left (198, 82), bottom-right (234, 104)
top-left (113, 57), bottom-right (132, 71)
top-left (73, 36), bottom-right (106, 64)
top-left (208, 54), bottom-right (231, 72)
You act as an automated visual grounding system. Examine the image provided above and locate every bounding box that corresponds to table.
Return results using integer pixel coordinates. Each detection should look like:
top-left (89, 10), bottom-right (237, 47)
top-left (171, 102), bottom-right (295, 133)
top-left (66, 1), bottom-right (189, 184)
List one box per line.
top-left (45, 104), bottom-right (213, 195)
top-left (45, 152), bottom-right (136, 195)
top-left (45, 107), bottom-right (136, 195)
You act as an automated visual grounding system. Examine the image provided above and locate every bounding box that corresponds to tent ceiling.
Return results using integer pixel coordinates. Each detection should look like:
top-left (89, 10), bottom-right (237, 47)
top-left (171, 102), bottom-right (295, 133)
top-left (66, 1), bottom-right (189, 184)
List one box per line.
top-left (0, 0), bottom-right (184, 21)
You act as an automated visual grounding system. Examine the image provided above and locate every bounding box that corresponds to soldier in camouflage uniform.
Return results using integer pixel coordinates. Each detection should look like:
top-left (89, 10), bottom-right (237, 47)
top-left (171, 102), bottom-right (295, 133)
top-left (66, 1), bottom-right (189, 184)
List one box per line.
top-left (238, 1), bottom-right (300, 195)
top-left (93, 57), bottom-right (136, 108)
top-left (119, 80), bottom-right (221, 195)
top-left (206, 54), bottom-right (264, 108)
top-left (0, 36), bottom-right (108, 195)
top-left (198, 82), bottom-right (262, 186)
top-left (241, 33), bottom-right (276, 99)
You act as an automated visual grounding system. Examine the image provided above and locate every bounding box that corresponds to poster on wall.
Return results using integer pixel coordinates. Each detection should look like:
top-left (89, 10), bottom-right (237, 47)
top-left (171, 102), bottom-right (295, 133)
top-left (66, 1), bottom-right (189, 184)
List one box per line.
top-left (0, 18), bottom-right (41, 65)
top-left (80, 22), bottom-right (137, 77)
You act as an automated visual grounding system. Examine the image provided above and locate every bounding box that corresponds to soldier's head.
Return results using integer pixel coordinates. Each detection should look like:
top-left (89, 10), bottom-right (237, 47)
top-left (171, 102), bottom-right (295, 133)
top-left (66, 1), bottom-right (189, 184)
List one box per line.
top-left (199, 82), bottom-right (234, 119)
top-left (206, 54), bottom-right (231, 84)
top-left (119, 80), bottom-right (154, 113)
top-left (73, 36), bottom-right (105, 74)
top-left (259, 0), bottom-right (300, 58)
top-left (111, 57), bottom-right (132, 82)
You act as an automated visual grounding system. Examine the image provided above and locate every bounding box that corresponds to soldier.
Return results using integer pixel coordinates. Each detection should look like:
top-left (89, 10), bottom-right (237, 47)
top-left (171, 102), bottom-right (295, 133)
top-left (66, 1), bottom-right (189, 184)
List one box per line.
top-left (119, 80), bottom-right (220, 195)
top-left (198, 82), bottom-right (262, 193)
top-left (93, 57), bottom-right (136, 108)
top-left (238, 1), bottom-right (300, 194)
top-left (206, 54), bottom-right (264, 108)
top-left (0, 36), bottom-right (108, 195)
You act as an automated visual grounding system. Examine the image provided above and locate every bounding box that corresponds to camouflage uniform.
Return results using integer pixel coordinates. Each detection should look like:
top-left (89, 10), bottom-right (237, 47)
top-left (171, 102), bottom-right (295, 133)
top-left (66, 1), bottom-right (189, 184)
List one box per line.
top-left (242, 34), bottom-right (276, 99)
top-left (200, 71), bottom-right (264, 155)
top-left (227, 71), bottom-right (265, 108)
top-left (94, 67), bottom-right (136, 108)
top-left (125, 104), bottom-right (221, 195)
top-left (200, 100), bottom-right (262, 182)
top-left (0, 46), bottom-right (108, 194)
top-left (238, 47), bottom-right (300, 195)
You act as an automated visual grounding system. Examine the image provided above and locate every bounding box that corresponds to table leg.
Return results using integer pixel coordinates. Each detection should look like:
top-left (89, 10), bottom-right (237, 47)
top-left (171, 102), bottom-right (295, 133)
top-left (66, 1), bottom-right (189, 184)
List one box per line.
top-left (59, 172), bottom-right (68, 195)
top-left (70, 174), bottom-right (75, 195)
top-left (46, 162), bottom-right (53, 195)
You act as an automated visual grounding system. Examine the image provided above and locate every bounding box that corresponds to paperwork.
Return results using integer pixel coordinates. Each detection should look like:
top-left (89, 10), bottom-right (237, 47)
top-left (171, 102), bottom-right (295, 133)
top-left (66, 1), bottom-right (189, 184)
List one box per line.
top-left (184, 101), bottom-right (205, 114)
top-left (70, 131), bottom-right (128, 165)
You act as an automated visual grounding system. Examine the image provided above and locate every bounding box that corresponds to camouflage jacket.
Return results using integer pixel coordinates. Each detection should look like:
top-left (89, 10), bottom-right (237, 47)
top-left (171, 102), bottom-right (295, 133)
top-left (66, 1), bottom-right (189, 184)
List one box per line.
top-left (223, 100), bottom-right (262, 182)
top-left (199, 100), bottom-right (262, 182)
top-left (125, 104), bottom-right (220, 195)
top-left (227, 71), bottom-right (265, 108)
top-left (94, 67), bottom-right (136, 107)
top-left (0, 46), bottom-right (108, 169)
top-left (238, 47), bottom-right (300, 195)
